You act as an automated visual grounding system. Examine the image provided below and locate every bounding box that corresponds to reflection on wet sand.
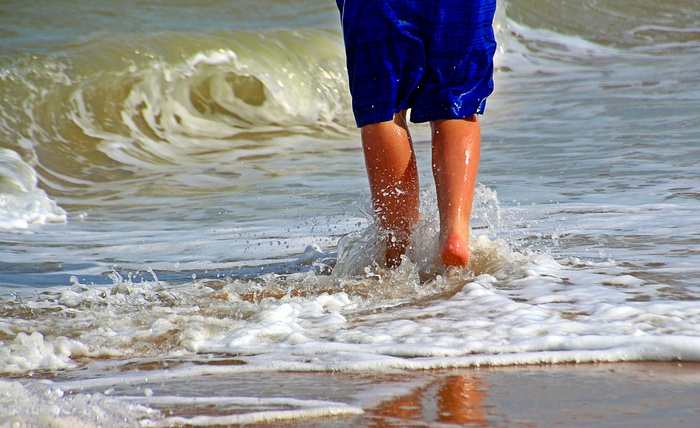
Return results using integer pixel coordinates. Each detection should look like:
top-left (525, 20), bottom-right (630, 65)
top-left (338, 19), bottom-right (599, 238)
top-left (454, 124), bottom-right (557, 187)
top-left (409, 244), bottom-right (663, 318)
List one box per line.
top-left (371, 374), bottom-right (488, 427)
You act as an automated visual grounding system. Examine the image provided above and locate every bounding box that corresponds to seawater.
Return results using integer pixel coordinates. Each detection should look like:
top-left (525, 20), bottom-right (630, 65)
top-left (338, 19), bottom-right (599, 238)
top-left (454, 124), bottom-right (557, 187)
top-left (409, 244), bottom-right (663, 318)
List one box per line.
top-left (1, 0), bottom-right (699, 425)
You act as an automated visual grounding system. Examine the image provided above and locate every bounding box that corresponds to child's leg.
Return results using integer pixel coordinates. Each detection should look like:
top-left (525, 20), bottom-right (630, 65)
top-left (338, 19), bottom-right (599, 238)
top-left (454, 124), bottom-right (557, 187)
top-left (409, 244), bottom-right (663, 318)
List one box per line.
top-left (361, 112), bottom-right (420, 267)
top-left (431, 115), bottom-right (481, 267)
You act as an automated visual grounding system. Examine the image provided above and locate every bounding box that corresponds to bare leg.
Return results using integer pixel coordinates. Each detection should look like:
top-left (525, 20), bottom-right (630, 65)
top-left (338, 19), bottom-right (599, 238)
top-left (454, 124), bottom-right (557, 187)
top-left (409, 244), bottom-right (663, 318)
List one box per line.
top-left (431, 116), bottom-right (481, 267)
top-left (361, 112), bottom-right (420, 267)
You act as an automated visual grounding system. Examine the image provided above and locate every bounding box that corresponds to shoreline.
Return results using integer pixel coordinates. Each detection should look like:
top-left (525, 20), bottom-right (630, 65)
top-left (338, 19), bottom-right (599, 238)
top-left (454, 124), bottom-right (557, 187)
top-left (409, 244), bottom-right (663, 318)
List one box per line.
top-left (284, 362), bottom-right (700, 427)
top-left (96, 361), bottom-right (700, 427)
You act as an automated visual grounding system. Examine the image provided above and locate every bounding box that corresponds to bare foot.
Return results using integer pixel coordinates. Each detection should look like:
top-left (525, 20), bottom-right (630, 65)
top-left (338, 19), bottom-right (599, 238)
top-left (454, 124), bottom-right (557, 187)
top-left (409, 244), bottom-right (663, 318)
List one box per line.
top-left (441, 231), bottom-right (470, 267)
top-left (385, 232), bottom-right (409, 268)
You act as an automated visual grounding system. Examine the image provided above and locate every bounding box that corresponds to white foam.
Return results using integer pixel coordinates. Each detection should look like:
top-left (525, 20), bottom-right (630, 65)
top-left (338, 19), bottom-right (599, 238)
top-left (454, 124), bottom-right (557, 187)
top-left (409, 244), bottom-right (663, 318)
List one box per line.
top-left (122, 396), bottom-right (363, 427)
top-left (0, 380), bottom-right (152, 427)
top-left (0, 332), bottom-right (85, 373)
top-left (0, 148), bottom-right (67, 230)
top-left (3, 205), bottom-right (700, 377)
top-left (15, 257), bottom-right (695, 425)
top-left (141, 406), bottom-right (363, 427)
top-left (183, 268), bottom-right (700, 371)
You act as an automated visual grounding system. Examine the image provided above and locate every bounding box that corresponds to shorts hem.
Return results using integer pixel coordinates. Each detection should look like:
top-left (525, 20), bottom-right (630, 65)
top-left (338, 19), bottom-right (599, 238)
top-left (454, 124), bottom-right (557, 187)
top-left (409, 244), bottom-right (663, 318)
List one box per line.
top-left (409, 99), bottom-right (488, 124)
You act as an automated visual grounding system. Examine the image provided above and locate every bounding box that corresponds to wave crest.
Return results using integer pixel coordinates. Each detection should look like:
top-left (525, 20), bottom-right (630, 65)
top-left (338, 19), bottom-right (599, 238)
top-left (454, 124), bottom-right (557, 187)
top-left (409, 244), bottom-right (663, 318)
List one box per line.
top-left (0, 29), bottom-right (353, 184)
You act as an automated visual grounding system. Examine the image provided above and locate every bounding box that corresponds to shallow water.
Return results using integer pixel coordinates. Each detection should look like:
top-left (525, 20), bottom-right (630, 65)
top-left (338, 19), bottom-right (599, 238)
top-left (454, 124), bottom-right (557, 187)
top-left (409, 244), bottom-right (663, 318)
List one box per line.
top-left (1, 0), bottom-right (700, 425)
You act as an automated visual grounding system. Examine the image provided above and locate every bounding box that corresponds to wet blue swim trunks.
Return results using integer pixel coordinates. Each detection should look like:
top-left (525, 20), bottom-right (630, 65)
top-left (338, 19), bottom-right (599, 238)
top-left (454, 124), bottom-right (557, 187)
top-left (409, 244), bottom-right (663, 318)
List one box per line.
top-left (337, 0), bottom-right (497, 127)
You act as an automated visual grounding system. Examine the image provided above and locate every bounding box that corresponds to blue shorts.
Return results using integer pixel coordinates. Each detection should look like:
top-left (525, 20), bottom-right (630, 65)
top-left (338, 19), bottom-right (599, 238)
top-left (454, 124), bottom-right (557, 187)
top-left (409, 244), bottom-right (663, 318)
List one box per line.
top-left (337, 0), bottom-right (497, 127)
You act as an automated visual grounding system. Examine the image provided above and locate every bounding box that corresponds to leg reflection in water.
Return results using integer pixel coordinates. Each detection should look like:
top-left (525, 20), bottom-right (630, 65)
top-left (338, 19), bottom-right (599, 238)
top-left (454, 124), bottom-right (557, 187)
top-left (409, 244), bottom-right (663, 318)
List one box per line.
top-left (370, 373), bottom-right (488, 426)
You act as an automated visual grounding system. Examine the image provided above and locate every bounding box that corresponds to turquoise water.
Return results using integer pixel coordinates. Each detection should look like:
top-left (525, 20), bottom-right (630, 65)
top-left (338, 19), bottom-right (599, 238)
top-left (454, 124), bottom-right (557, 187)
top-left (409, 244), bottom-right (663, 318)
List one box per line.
top-left (1, 0), bottom-right (699, 425)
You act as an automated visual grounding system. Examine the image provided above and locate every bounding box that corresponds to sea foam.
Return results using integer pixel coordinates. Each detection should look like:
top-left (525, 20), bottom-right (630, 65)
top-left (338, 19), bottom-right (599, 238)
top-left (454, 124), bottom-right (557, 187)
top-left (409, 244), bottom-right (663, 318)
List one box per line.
top-left (0, 148), bottom-right (66, 230)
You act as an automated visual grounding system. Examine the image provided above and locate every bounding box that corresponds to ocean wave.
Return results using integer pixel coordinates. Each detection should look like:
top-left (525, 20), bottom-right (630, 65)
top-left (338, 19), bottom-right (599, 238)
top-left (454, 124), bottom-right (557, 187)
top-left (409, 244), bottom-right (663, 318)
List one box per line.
top-left (0, 28), bottom-right (352, 186)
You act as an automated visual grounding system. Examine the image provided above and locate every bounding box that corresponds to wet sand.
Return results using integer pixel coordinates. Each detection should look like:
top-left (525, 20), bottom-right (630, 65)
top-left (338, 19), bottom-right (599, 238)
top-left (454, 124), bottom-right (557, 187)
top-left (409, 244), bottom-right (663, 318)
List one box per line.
top-left (131, 362), bottom-right (700, 427)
